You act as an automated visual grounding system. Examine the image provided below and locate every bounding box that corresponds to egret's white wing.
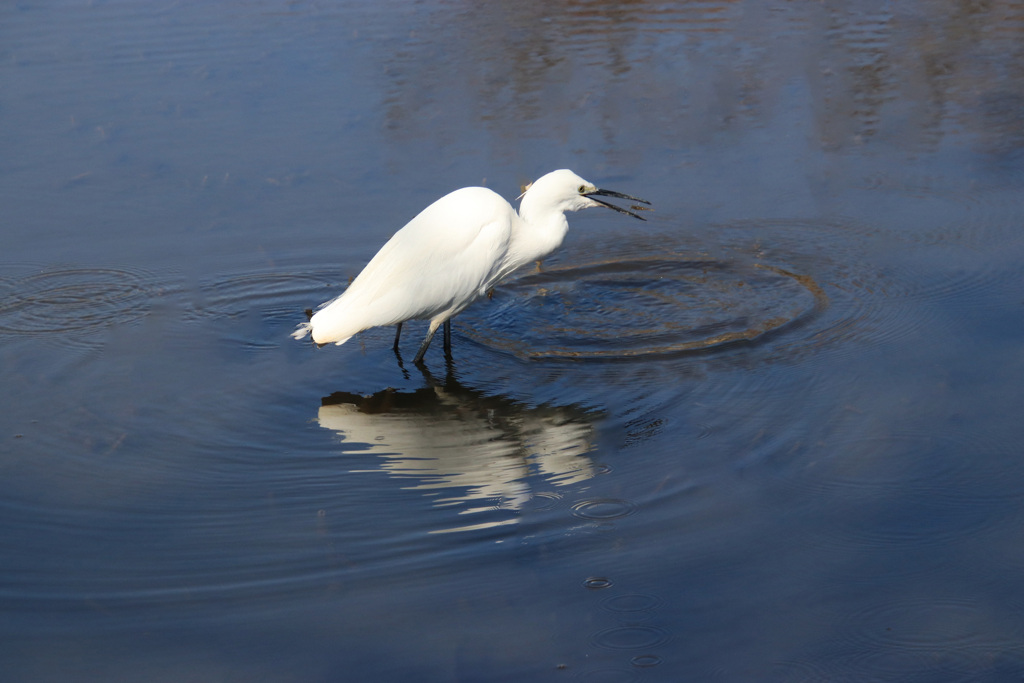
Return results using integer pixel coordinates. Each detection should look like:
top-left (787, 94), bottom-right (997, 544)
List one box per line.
top-left (309, 187), bottom-right (514, 343)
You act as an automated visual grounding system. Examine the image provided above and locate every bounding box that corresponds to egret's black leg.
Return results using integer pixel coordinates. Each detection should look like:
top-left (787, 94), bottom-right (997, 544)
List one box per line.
top-left (443, 320), bottom-right (452, 358)
top-left (393, 322), bottom-right (403, 352)
top-left (413, 322), bottom-right (440, 364)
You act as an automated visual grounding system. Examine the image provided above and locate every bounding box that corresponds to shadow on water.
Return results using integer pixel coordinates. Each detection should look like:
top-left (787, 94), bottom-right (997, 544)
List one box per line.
top-left (317, 363), bottom-right (603, 534)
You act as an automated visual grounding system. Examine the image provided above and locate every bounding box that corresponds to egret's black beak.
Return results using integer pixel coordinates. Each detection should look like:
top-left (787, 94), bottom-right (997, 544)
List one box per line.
top-left (585, 188), bottom-right (652, 221)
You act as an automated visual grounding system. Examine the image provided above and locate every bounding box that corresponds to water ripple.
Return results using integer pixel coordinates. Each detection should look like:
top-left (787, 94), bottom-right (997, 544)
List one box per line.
top-left (602, 594), bottom-right (661, 613)
top-left (821, 597), bottom-right (1024, 679)
top-left (462, 256), bottom-right (826, 360)
top-left (0, 265), bottom-right (155, 343)
top-left (590, 625), bottom-right (671, 650)
top-left (187, 268), bottom-right (338, 323)
top-left (573, 669), bottom-right (638, 682)
top-left (783, 430), bottom-right (1023, 554)
top-left (455, 217), bottom-right (936, 372)
top-left (571, 499), bottom-right (638, 521)
top-left (786, 430), bottom-right (1024, 502)
top-left (630, 654), bottom-right (662, 668)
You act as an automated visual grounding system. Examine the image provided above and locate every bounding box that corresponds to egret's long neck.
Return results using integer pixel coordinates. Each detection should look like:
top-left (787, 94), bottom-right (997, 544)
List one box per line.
top-left (516, 191), bottom-right (573, 264)
top-left (513, 198), bottom-right (570, 266)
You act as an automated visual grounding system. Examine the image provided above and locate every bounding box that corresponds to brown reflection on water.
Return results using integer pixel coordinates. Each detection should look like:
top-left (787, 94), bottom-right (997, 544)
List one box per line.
top-left (375, 0), bottom-right (1024, 160)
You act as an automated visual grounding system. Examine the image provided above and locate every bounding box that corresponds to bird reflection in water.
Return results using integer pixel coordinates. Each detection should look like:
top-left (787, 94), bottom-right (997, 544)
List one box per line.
top-left (317, 364), bottom-right (601, 534)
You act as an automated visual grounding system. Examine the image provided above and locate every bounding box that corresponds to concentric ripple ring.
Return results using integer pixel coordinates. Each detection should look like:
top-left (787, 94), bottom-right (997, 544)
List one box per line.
top-left (461, 257), bottom-right (828, 360)
top-left (0, 267), bottom-right (152, 336)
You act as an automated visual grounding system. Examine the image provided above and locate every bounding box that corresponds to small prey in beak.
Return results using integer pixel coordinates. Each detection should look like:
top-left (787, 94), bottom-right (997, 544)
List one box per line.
top-left (584, 187), bottom-right (652, 220)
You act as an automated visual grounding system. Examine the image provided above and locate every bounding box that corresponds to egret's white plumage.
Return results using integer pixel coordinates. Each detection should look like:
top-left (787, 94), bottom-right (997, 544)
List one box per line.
top-left (292, 169), bottom-right (649, 362)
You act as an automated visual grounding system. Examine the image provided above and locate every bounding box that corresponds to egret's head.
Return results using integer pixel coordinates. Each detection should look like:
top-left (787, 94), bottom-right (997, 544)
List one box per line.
top-left (520, 169), bottom-right (650, 220)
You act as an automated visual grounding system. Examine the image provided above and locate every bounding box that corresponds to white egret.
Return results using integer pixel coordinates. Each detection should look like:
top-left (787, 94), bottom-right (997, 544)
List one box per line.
top-left (291, 169), bottom-right (650, 363)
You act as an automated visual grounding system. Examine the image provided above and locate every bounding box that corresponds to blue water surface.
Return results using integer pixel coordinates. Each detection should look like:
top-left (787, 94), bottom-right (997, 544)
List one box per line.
top-left (2, 1), bottom-right (1024, 680)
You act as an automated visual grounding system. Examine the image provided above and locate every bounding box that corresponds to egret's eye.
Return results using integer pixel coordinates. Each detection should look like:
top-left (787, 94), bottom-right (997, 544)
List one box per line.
top-left (578, 185), bottom-right (587, 193)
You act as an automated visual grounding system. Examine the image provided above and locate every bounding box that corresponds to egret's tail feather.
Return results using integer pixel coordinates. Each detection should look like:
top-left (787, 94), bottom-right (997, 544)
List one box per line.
top-left (291, 320), bottom-right (355, 347)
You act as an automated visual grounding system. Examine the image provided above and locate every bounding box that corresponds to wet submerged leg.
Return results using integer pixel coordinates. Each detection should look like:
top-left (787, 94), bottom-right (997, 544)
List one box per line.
top-left (393, 322), bottom-right (403, 352)
top-left (413, 320), bottom-right (442, 364)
